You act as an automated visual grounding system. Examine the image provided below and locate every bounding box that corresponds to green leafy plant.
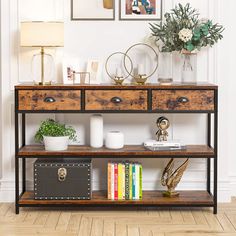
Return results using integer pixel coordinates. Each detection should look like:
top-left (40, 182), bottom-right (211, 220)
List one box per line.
top-left (35, 119), bottom-right (77, 143)
top-left (150, 3), bottom-right (224, 53)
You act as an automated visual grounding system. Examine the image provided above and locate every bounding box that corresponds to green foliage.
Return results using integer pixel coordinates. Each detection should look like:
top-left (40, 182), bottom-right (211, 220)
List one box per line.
top-left (150, 3), bottom-right (224, 52)
top-left (35, 119), bottom-right (77, 143)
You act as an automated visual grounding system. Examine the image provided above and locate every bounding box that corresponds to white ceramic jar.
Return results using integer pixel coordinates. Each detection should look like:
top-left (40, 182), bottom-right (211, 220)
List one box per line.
top-left (105, 131), bottom-right (124, 149)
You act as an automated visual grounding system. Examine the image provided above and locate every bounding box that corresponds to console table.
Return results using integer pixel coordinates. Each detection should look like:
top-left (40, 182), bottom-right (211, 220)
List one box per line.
top-left (14, 83), bottom-right (218, 214)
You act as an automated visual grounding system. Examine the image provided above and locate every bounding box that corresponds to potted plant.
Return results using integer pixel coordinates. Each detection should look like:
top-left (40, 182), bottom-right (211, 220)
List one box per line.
top-left (35, 119), bottom-right (77, 151)
top-left (150, 3), bottom-right (224, 83)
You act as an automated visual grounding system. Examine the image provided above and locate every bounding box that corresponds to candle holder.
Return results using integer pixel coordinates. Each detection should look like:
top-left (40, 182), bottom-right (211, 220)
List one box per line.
top-left (105, 52), bottom-right (133, 85)
top-left (134, 74), bottom-right (148, 85)
top-left (124, 43), bottom-right (159, 85)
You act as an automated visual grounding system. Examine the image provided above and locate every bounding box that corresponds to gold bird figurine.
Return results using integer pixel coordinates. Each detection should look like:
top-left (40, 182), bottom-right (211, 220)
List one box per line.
top-left (161, 158), bottom-right (189, 197)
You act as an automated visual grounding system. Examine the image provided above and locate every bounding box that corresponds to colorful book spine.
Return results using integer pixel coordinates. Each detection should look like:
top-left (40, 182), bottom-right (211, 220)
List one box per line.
top-left (129, 163), bottom-right (133, 200)
top-left (125, 162), bottom-right (129, 200)
top-left (132, 164), bottom-right (136, 200)
top-left (114, 163), bottom-right (118, 200)
top-left (122, 163), bottom-right (125, 200)
top-left (118, 163), bottom-right (123, 200)
top-left (107, 161), bottom-right (143, 201)
top-left (139, 165), bottom-right (142, 200)
top-left (135, 164), bottom-right (140, 200)
top-left (107, 162), bottom-right (111, 199)
top-left (111, 163), bottom-right (114, 200)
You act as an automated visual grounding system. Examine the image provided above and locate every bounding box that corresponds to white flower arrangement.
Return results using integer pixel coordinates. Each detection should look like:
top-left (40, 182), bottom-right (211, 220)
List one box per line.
top-left (150, 3), bottom-right (224, 53)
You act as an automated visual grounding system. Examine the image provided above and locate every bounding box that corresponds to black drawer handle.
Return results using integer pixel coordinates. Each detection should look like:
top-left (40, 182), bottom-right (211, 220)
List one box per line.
top-left (44, 97), bottom-right (56, 103)
top-left (111, 97), bottom-right (123, 104)
top-left (177, 97), bottom-right (189, 103)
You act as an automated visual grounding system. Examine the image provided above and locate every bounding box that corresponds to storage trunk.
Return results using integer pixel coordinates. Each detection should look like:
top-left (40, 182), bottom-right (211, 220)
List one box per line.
top-left (34, 159), bottom-right (91, 200)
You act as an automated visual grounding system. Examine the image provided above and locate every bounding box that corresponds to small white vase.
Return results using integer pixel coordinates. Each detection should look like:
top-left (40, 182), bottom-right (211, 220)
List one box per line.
top-left (43, 136), bottom-right (69, 151)
top-left (105, 131), bottom-right (124, 149)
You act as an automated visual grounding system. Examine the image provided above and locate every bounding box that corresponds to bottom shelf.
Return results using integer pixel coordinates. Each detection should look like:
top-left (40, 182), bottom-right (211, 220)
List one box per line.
top-left (19, 191), bottom-right (214, 206)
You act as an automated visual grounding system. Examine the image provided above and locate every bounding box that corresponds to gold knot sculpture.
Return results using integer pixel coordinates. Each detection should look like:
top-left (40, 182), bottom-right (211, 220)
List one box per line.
top-left (161, 158), bottom-right (189, 197)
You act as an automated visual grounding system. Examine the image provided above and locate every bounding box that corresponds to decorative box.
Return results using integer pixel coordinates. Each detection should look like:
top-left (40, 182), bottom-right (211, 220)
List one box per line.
top-left (34, 159), bottom-right (91, 200)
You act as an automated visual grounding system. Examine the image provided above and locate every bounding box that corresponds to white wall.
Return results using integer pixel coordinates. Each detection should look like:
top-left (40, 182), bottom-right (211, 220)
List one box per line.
top-left (0, 0), bottom-right (236, 202)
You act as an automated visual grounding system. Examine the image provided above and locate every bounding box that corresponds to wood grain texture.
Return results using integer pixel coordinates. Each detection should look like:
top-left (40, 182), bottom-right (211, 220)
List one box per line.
top-left (18, 90), bottom-right (81, 111)
top-left (19, 191), bottom-right (214, 206)
top-left (1, 201), bottom-right (236, 235)
top-left (17, 145), bottom-right (215, 158)
top-left (152, 90), bottom-right (215, 111)
top-left (15, 83), bottom-right (218, 90)
top-left (85, 90), bottom-right (148, 111)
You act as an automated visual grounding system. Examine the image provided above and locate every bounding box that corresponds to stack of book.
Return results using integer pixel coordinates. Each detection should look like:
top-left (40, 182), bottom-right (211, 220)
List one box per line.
top-left (144, 140), bottom-right (186, 151)
top-left (107, 161), bottom-right (142, 200)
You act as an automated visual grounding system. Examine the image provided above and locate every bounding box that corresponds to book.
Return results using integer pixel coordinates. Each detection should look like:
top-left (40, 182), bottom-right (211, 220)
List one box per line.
top-left (114, 163), bottom-right (118, 200)
top-left (145, 146), bottom-right (186, 151)
top-left (135, 163), bottom-right (140, 200)
top-left (132, 164), bottom-right (136, 200)
top-left (122, 163), bottom-right (125, 200)
top-left (129, 163), bottom-right (133, 200)
top-left (139, 165), bottom-right (142, 199)
top-left (107, 162), bottom-right (111, 199)
top-left (125, 162), bottom-right (130, 200)
top-left (144, 139), bottom-right (185, 148)
top-left (111, 163), bottom-right (114, 200)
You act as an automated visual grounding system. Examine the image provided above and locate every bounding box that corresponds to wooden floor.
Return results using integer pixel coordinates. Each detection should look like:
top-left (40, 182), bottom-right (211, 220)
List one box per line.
top-left (1, 202), bottom-right (236, 236)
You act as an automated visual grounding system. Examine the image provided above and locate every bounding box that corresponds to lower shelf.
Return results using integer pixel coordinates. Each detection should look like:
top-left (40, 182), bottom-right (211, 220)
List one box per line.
top-left (19, 191), bottom-right (214, 206)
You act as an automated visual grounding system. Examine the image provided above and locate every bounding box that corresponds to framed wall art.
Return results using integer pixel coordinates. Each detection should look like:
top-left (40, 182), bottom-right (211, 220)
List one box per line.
top-left (71, 0), bottom-right (115, 20)
top-left (119, 0), bottom-right (162, 21)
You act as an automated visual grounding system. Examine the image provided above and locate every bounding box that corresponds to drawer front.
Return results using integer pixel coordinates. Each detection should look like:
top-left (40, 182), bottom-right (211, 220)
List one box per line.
top-left (152, 90), bottom-right (214, 111)
top-left (18, 90), bottom-right (81, 111)
top-left (85, 90), bottom-right (148, 111)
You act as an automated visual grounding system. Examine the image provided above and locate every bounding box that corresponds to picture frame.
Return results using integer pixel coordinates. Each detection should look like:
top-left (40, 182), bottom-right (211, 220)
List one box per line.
top-left (86, 60), bottom-right (102, 84)
top-left (119, 0), bottom-right (162, 21)
top-left (71, 0), bottom-right (115, 21)
top-left (62, 58), bottom-right (79, 85)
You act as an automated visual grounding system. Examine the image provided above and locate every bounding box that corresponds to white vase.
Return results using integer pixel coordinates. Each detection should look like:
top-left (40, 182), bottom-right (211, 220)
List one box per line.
top-left (90, 114), bottom-right (103, 148)
top-left (181, 53), bottom-right (197, 84)
top-left (105, 131), bottom-right (124, 149)
top-left (43, 136), bottom-right (69, 151)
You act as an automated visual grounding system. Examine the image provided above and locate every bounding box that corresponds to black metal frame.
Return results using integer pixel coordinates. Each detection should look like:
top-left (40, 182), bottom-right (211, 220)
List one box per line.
top-left (14, 87), bottom-right (218, 214)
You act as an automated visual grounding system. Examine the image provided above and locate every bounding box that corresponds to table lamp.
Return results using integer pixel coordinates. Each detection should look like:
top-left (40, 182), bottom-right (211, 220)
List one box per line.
top-left (20, 22), bottom-right (64, 85)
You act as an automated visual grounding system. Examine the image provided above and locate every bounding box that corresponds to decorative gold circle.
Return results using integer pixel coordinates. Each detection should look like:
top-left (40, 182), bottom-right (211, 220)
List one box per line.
top-left (124, 43), bottom-right (159, 79)
top-left (105, 52), bottom-right (133, 81)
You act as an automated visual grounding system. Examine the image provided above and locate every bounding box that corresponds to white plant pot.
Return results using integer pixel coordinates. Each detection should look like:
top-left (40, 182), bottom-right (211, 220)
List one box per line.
top-left (43, 136), bottom-right (69, 151)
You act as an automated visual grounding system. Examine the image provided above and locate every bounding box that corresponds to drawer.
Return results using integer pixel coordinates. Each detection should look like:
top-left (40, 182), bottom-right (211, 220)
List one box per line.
top-left (152, 90), bottom-right (214, 111)
top-left (18, 90), bottom-right (81, 111)
top-left (85, 90), bottom-right (148, 111)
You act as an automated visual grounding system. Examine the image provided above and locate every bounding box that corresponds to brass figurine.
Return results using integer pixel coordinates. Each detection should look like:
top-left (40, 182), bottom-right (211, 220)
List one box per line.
top-left (134, 74), bottom-right (148, 85)
top-left (156, 116), bottom-right (170, 141)
top-left (113, 76), bottom-right (125, 85)
top-left (161, 158), bottom-right (189, 197)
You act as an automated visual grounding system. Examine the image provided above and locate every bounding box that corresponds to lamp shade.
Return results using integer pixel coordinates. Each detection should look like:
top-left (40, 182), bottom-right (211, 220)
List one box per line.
top-left (20, 22), bottom-right (64, 47)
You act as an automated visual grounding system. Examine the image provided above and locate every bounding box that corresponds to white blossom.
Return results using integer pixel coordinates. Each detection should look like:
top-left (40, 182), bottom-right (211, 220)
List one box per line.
top-left (178, 28), bottom-right (193, 43)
